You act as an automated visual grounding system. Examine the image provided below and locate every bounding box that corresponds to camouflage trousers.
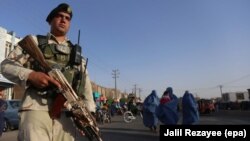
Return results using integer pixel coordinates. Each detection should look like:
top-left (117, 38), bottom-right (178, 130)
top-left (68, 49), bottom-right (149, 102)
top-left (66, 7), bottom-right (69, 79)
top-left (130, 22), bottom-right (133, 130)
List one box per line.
top-left (18, 110), bottom-right (88, 141)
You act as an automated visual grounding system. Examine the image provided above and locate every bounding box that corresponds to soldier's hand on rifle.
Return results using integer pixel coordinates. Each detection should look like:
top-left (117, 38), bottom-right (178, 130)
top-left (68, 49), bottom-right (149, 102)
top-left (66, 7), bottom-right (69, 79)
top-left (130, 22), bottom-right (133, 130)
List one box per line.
top-left (28, 71), bottom-right (61, 89)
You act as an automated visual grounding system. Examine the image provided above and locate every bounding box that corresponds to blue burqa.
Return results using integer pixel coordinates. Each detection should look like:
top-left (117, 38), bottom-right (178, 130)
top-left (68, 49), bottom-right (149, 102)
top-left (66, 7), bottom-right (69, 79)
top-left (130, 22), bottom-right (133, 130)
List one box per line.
top-left (156, 87), bottom-right (179, 125)
top-left (182, 91), bottom-right (199, 124)
top-left (142, 90), bottom-right (160, 128)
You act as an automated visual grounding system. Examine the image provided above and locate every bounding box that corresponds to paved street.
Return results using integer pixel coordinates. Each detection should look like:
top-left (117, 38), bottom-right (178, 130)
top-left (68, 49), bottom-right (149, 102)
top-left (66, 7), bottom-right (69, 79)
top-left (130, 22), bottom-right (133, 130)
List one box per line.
top-left (0, 115), bottom-right (158, 141)
top-left (1, 110), bottom-right (250, 141)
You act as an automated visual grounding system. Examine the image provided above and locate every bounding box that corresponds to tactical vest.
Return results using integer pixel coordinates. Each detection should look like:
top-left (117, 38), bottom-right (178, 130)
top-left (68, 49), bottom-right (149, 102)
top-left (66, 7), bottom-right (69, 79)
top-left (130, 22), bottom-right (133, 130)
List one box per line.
top-left (32, 35), bottom-right (82, 93)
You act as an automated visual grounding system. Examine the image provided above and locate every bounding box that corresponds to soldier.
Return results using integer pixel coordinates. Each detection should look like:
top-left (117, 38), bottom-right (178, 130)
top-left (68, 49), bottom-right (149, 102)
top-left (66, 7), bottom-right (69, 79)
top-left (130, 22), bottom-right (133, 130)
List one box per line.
top-left (1, 3), bottom-right (96, 141)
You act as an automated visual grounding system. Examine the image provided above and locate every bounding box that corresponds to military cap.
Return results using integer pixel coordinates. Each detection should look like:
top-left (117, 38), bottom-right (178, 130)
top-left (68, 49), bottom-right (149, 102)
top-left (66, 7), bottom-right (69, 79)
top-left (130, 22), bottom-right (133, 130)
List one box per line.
top-left (46, 3), bottom-right (73, 23)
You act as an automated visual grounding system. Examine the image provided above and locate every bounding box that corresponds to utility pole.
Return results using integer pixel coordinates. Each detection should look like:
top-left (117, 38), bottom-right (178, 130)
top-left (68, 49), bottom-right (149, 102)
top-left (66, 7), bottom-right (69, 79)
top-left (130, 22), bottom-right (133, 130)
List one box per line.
top-left (219, 85), bottom-right (223, 100)
top-left (133, 84), bottom-right (137, 98)
top-left (138, 88), bottom-right (142, 99)
top-left (124, 89), bottom-right (127, 94)
top-left (112, 69), bottom-right (119, 99)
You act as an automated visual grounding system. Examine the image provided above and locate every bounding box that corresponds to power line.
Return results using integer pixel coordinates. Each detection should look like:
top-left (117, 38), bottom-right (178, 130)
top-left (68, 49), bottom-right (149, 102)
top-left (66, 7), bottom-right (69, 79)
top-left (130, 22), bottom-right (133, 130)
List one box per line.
top-left (216, 73), bottom-right (250, 95)
top-left (221, 73), bottom-right (250, 86)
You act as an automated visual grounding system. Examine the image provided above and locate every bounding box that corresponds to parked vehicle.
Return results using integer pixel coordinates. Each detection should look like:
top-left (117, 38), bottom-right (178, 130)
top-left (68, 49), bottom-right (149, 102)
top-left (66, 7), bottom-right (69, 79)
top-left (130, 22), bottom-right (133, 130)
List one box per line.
top-left (3, 99), bottom-right (21, 132)
top-left (197, 99), bottom-right (215, 114)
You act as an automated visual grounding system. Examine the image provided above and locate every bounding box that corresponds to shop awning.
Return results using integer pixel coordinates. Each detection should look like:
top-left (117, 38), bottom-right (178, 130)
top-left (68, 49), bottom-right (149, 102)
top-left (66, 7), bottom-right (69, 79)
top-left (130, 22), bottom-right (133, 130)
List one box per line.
top-left (93, 92), bottom-right (101, 98)
top-left (0, 74), bottom-right (14, 88)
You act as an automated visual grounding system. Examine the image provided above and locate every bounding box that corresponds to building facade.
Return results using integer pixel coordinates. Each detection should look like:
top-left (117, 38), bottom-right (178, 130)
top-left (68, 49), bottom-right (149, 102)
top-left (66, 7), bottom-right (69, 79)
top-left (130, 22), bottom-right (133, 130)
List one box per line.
top-left (0, 26), bottom-right (21, 99)
top-left (222, 91), bottom-right (250, 102)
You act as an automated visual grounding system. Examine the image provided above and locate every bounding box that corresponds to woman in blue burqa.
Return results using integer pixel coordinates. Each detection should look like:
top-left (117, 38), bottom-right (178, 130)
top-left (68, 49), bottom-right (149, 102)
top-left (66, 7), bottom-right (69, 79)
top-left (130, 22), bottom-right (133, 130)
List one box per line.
top-left (142, 90), bottom-right (160, 132)
top-left (156, 87), bottom-right (179, 125)
top-left (182, 91), bottom-right (199, 125)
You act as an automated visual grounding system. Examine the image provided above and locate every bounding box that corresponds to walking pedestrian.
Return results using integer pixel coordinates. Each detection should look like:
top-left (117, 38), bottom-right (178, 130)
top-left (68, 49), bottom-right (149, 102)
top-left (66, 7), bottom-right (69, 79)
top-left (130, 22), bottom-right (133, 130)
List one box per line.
top-left (156, 87), bottom-right (179, 125)
top-left (182, 91), bottom-right (199, 125)
top-left (142, 90), bottom-right (160, 132)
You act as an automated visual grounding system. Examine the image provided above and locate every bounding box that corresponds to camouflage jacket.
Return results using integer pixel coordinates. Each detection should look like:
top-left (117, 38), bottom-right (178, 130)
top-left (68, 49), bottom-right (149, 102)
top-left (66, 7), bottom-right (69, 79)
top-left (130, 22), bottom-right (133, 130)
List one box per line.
top-left (0, 33), bottom-right (96, 112)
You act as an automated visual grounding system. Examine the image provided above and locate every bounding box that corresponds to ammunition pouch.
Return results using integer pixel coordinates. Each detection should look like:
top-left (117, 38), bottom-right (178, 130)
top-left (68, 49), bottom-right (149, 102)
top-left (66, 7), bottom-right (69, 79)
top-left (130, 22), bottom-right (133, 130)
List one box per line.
top-left (31, 35), bottom-right (83, 95)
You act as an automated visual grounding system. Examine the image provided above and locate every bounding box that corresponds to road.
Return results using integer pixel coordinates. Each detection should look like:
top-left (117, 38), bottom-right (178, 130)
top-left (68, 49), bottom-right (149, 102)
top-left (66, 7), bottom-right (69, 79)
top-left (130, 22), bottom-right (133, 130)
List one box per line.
top-left (0, 115), bottom-right (158, 141)
top-left (197, 110), bottom-right (250, 125)
top-left (1, 110), bottom-right (250, 141)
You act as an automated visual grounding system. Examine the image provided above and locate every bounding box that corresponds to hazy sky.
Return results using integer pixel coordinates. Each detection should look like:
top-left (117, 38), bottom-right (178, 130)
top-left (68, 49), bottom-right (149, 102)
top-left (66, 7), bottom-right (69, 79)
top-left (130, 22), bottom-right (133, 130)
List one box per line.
top-left (1, 0), bottom-right (250, 99)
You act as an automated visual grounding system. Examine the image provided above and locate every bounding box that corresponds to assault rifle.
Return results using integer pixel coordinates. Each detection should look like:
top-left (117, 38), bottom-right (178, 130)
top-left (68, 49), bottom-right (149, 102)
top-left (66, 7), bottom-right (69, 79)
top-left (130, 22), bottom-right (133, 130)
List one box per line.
top-left (18, 35), bottom-right (102, 141)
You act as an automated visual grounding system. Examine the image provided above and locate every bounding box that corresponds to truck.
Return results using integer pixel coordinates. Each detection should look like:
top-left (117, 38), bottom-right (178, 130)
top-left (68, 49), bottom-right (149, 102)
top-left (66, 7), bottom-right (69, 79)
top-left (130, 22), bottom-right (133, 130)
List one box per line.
top-left (197, 99), bottom-right (215, 114)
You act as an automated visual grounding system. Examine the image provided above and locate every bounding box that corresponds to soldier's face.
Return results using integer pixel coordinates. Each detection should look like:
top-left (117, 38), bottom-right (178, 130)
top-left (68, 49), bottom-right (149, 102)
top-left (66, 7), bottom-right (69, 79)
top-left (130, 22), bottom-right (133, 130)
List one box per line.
top-left (50, 12), bottom-right (71, 36)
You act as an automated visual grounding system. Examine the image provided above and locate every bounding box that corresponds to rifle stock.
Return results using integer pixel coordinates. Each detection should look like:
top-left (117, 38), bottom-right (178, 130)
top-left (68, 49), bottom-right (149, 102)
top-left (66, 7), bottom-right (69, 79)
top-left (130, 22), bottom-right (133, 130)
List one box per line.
top-left (18, 35), bottom-right (51, 72)
top-left (18, 35), bottom-right (102, 141)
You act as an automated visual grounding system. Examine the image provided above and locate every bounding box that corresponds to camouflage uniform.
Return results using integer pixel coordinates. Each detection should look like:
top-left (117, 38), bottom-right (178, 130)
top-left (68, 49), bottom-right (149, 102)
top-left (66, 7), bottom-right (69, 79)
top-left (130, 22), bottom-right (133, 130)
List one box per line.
top-left (0, 33), bottom-right (96, 141)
